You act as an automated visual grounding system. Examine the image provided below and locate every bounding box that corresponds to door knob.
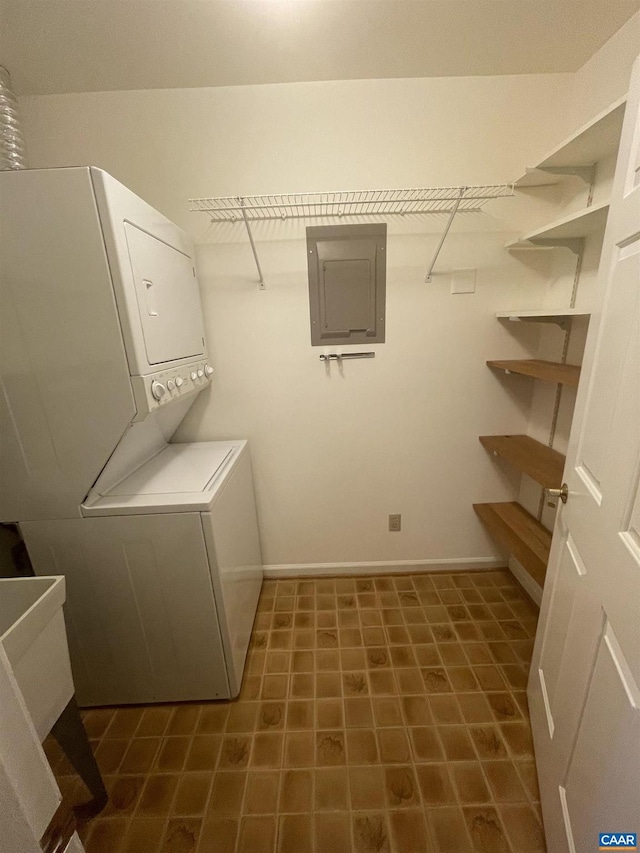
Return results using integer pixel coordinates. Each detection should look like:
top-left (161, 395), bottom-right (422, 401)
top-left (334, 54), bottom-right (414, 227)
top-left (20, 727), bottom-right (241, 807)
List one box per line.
top-left (546, 483), bottom-right (569, 504)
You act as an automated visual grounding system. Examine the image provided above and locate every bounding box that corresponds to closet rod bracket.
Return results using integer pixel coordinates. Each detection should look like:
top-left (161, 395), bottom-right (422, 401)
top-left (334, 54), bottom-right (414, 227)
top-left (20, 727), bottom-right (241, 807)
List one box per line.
top-left (239, 198), bottom-right (266, 289)
top-left (425, 187), bottom-right (466, 282)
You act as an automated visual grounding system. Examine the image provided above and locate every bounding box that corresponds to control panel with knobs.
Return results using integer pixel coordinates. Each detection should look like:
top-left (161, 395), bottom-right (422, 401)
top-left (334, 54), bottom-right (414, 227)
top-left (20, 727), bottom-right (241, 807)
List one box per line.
top-left (132, 360), bottom-right (213, 421)
top-left (151, 381), bottom-right (166, 401)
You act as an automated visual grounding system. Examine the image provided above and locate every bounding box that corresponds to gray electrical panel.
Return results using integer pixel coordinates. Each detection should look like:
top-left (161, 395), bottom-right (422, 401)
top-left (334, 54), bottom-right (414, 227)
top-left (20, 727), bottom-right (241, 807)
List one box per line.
top-left (306, 223), bottom-right (386, 346)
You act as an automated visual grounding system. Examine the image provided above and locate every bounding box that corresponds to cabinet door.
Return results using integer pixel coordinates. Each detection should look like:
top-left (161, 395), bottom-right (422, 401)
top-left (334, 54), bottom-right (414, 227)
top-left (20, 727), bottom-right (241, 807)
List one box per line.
top-left (23, 514), bottom-right (229, 705)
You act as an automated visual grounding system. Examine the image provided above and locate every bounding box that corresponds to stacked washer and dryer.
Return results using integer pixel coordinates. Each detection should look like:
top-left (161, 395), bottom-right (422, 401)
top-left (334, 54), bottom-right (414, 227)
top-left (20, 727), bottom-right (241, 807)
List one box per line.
top-left (0, 167), bottom-right (263, 706)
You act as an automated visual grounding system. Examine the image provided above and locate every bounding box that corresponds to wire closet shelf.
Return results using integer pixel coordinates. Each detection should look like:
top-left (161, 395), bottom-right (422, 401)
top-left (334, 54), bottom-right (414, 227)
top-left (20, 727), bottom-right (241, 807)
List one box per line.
top-left (188, 184), bottom-right (514, 221)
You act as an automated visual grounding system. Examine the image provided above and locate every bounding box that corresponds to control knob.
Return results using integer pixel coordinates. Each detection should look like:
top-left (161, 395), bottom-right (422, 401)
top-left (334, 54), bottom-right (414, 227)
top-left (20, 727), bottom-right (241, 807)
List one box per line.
top-left (151, 381), bottom-right (166, 401)
top-left (167, 379), bottom-right (176, 391)
top-left (190, 371), bottom-right (197, 381)
top-left (175, 376), bottom-right (184, 387)
top-left (197, 369), bottom-right (204, 378)
top-left (204, 364), bottom-right (214, 377)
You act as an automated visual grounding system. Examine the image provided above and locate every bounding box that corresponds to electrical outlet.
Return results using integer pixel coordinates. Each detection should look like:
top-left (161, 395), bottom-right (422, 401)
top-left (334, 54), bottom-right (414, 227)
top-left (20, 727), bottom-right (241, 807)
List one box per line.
top-left (389, 514), bottom-right (401, 532)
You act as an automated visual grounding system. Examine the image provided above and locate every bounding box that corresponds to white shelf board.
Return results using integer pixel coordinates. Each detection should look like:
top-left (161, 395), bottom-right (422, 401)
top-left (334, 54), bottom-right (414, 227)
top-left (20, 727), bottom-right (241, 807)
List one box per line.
top-left (539, 97), bottom-right (626, 169)
top-left (513, 96), bottom-right (626, 186)
top-left (506, 200), bottom-right (609, 249)
top-left (515, 169), bottom-right (562, 188)
top-left (496, 309), bottom-right (590, 320)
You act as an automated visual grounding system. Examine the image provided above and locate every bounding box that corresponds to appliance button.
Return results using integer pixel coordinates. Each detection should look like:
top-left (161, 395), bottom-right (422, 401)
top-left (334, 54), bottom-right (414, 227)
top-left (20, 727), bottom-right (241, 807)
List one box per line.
top-left (190, 371), bottom-right (197, 381)
top-left (204, 364), bottom-right (214, 377)
top-left (175, 376), bottom-right (184, 387)
top-left (151, 381), bottom-right (166, 401)
top-left (167, 379), bottom-right (176, 391)
top-left (197, 369), bottom-right (204, 378)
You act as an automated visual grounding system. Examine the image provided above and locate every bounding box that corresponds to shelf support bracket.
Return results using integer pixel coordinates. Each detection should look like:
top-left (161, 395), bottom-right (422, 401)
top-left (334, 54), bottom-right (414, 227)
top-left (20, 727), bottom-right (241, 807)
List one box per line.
top-left (425, 187), bottom-right (466, 283)
top-left (239, 197), bottom-right (266, 290)
top-left (535, 165), bottom-right (596, 185)
top-left (527, 237), bottom-right (584, 254)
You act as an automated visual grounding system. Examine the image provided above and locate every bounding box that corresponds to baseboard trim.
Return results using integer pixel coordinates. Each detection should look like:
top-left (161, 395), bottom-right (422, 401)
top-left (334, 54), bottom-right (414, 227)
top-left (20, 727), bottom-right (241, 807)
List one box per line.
top-left (262, 558), bottom-right (506, 579)
top-left (508, 556), bottom-right (543, 606)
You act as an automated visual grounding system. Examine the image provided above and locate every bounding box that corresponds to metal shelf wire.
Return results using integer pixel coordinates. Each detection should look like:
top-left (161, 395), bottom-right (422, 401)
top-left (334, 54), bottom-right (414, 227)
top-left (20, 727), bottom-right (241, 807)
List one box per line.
top-left (189, 184), bottom-right (513, 222)
top-left (189, 184), bottom-right (514, 288)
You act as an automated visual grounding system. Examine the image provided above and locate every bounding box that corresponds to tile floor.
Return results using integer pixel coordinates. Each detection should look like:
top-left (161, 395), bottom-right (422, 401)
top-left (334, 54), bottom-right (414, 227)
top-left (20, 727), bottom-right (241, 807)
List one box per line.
top-left (47, 570), bottom-right (546, 853)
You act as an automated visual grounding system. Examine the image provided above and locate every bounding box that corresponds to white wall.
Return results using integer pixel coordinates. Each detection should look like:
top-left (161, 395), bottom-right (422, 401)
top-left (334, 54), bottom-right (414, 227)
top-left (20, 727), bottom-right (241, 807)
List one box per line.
top-left (17, 72), bottom-right (582, 571)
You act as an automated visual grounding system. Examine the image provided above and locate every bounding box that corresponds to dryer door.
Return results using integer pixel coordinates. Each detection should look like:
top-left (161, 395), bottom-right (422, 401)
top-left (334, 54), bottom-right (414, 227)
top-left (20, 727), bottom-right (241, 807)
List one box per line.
top-left (125, 223), bottom-right (206, 366)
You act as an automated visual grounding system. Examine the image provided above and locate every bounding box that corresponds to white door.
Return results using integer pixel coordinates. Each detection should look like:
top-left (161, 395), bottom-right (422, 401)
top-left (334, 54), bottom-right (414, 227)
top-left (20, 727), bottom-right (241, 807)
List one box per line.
top-left (0, 645), bottom-right (85, 853)
top-left (528, 57), bottom-right (640, 852)
top-left (125, 222), bottom-right (206, 365)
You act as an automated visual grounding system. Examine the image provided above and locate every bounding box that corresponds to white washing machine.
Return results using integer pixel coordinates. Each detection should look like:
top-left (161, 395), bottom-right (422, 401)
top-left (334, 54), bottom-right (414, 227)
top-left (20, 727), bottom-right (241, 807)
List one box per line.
top-left (0, 167), bottom-right (263, 705)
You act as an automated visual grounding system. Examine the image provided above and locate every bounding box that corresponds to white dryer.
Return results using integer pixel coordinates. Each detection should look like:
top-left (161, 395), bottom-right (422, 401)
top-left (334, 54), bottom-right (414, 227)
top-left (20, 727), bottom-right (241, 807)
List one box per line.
top-left (0, 167), bottom-right (263, 705)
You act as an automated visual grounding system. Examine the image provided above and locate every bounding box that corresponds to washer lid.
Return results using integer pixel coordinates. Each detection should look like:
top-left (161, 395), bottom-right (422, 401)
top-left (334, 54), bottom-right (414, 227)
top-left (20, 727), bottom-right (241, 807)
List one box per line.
top-left (107, 443), bottom-right (234, 496)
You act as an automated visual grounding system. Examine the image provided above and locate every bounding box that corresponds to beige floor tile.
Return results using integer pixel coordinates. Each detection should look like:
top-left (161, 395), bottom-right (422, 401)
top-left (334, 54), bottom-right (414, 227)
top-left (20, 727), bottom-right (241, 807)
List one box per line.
top-left (161, 817), bottom-right (201, 853)
top-left (283, 731), bottom-right (314, 767)
top-left (349, 766), bottom-right (386, 809)
top-left (462, 805), bottom-right (511, 853)
top-left (314, 813), bottom-right (353, 852)
top-left (389, 810), bottom-right (430, 853)
top-left (499, 804), bottom-right (546, 851)
top-left (384, 766), bottom-right (420, 808)
top-left (316, 698), bottom-right (345, 729)
top-left (315, 767), bottom-right (350, 811)
top-left (284, 701), bottom-right (312, 730)
top-left (428, 806), bottom-right (474, 852)
top-left (137, 775), bottom-right (180, 817)
top-left (279, 769), bottom-right (312, 813)
top-left (377, 728), bottom-right (411, 763)
top-left (258, 702), bottom-right (286, 731)
top-left (122, 818), bottom-right (166, 853)
top-left (207, 772), bottom-right (246, 815)
top-left (198, 817), bottom-right (239, 853)
top-left (102, 775), bottom-right (145, 818)
top-left (243, 771), bottom-right (280, 815)
top-left (172, 773), bottom-right (213, 816)
top-left (120, 738), bottom-right (161, 774)
top-left (450, 762), bottom-right (492, 805)
top-left (237, 816), bottom-right (276, 853)
top-left (410, 726), bottom-right (444, 762)
top-left (251, 733), bottom-right (283, 768)
top-left (415, 764), bottom-right (456, 805)
top-left (218, 735), bottom-right (251, 770)
top-left (483, 761), bottom-right (529, 802)
top-left (185, 735), bottom-right (222, 771)
top-left (156, 737), bottom-right (191, 773)
top-left (136, 707), bottom-right (173, 739)
top-left (345, 697), bottom-right (374, 728)
top-left (85, 817), bottom-right (129, 853)
top-left (346, 728), bottom-right (379, 764)
top-left (316, 730), bottom-right (347, 766)
top-left (226, 702), bottom-right (259, 733)
top-left (277, 814), bottom-right (313, 853)
top-left (352, 812), bottom-right (391, 853)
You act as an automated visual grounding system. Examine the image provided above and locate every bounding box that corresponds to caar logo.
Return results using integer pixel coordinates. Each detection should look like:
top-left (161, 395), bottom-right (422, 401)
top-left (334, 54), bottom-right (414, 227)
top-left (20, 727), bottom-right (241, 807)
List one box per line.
top-left (599, 834), bottom-right (637, 850)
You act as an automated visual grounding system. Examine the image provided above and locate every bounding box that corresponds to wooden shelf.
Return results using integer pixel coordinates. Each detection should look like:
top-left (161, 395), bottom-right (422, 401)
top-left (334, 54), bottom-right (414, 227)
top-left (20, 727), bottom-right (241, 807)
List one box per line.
top-left (506, 201), bottom-right (609, 250)
top-left (474, 502), bottom-right (551, 587)
top-left (487, 359), bottom-right (581, 387)
top-left (479, 435), bottom-right (565, 489)
top-left (514, 97), bottom-right (626, 186)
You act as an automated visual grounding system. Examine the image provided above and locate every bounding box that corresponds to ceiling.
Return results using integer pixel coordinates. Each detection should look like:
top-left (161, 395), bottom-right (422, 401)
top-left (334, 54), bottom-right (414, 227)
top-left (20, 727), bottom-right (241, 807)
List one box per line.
top-left (2, 0), bottom-right (639, 96)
